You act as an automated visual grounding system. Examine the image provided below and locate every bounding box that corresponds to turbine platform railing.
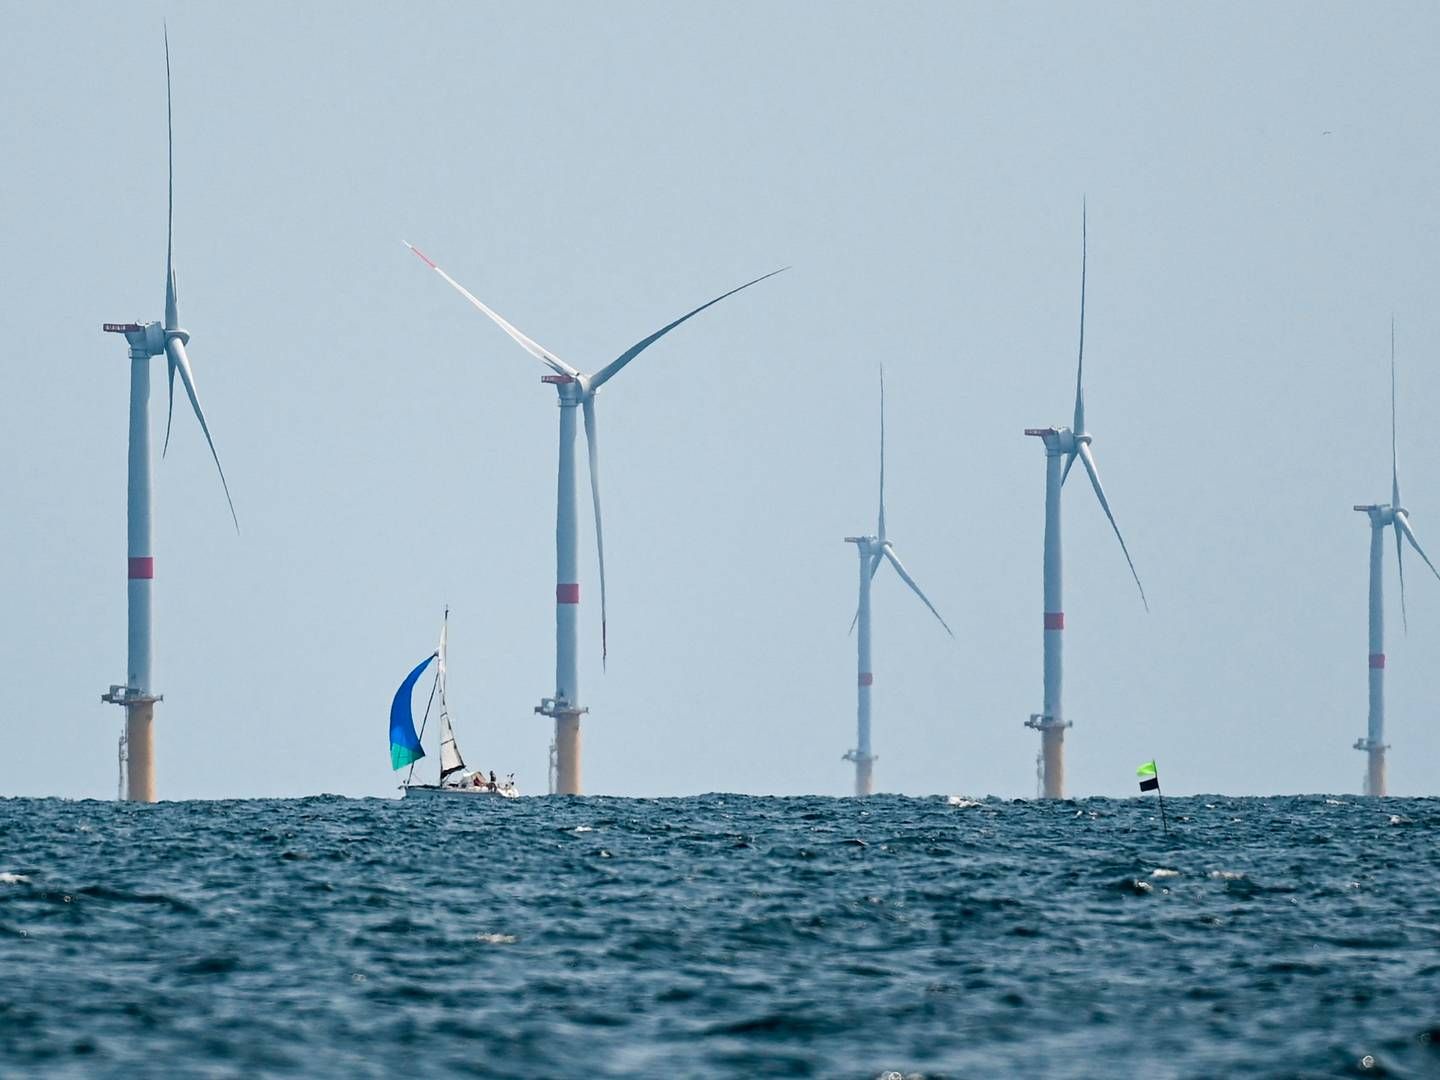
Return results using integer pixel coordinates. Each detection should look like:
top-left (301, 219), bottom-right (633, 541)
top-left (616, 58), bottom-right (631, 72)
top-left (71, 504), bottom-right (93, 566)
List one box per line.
top-left (1024, 713), bottom-right (1070, 733)
top-left (534, 696), bottom-right (587, 719)
top-left (101, 685), bottom-right (163, 707)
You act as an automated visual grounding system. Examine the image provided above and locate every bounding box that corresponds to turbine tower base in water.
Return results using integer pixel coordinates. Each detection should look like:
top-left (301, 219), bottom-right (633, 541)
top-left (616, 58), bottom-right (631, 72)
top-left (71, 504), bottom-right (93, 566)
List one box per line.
top-left (1026, 714), bottom-right (1069, 800)
top-left (102, 687), bottom-right (161, 802)
top-left (126, 702), bottom-right (157, 802)
top-left (1354, 738), bottom-right (1386, 797)
top-left (537, 699), bottom-right (585, 795)
top-left (843, 749), bottom-right (875, 797)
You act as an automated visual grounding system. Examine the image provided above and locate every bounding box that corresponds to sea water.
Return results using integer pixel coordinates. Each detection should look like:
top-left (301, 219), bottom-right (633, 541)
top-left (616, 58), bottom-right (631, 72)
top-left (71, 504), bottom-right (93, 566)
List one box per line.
top-left (2, 795), bottom-right (1438, 1078)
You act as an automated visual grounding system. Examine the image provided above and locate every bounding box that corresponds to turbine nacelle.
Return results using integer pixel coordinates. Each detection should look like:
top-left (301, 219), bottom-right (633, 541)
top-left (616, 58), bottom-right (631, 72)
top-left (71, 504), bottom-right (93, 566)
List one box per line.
top-left (104, 320), bottom-right (169, 357)
top-left (1354, 503), bottom-right (1398, 525)
top-left (541, 373), bottom-right (595, 401)
top-left (1024, 426), bottom-right (1084, 455)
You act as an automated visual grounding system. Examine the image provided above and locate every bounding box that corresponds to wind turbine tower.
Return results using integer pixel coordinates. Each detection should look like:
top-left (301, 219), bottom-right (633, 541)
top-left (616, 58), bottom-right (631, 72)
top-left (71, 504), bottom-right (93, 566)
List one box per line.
top-left (1352, 321), bottom-right (1440, 796)
top-left (844, 367), bottom-right (953, 796)
top-left (100, 31), bottom-right (238, 802)
top-left (1024, 207), bottom-right (1146, 799)
top-left (409, 247), bottom-right (783, 794)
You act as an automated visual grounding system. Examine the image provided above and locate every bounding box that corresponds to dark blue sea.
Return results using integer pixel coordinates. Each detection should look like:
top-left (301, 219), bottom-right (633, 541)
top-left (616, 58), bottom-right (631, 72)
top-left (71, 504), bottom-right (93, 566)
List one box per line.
top-left (2, 795), bottom-right (1438, 1078)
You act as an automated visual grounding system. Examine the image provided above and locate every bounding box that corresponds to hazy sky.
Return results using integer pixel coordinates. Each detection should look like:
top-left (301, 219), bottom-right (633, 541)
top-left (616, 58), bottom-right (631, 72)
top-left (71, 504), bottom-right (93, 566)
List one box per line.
top-left (4, 2), bottom-right (1440, 800)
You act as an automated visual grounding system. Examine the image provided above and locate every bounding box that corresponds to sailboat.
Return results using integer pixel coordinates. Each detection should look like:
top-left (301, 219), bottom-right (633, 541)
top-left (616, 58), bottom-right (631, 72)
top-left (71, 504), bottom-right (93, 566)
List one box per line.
top-left (389, 609), bottom-right (519, 799)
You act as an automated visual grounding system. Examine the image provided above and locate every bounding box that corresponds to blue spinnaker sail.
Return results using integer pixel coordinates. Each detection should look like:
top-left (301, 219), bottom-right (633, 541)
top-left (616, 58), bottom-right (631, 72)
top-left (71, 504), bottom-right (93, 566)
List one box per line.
top-left (390, 651), bottom-right (437, 771)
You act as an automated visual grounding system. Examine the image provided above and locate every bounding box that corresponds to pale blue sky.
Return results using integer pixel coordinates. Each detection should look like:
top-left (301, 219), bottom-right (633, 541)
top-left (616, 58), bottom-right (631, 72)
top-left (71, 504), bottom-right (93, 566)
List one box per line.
top-left (4, 2), bottom-right (1440, 799)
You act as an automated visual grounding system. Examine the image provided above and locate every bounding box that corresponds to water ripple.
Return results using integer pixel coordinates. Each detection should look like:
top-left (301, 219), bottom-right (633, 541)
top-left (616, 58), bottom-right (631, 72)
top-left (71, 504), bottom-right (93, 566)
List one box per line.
top-left (1, 794), bottom-right (1438, 1076)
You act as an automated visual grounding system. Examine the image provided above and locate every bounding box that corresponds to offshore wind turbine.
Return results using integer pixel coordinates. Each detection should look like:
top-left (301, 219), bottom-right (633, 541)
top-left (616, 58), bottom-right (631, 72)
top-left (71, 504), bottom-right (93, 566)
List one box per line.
top-left (843, 367), bottom-right (953, 796)
top-left (408, 245), bottom-right (783, 794)
top-left (1023, 207), bottom-right (1146, 799)
top-left (101, 30), bottom-right (238, 803)
top-left (1352, 321), bottom-right (1440, 796)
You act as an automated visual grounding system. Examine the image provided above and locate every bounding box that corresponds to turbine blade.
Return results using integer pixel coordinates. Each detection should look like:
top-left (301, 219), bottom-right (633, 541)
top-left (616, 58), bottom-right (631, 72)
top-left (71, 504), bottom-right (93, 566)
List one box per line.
top-left (847, 552), bottom-right (883, 634)
top-left (1397, 513), bottom-right (1440, 585)
top-left (882, 545), bottom-right (954, 637)
top-left (587, 267), bottom-right (788, 391)
top-left (1060, 450), bottom-right (1077, 487)
top-left (1395, 519), bottom-right (1409, 634)
top-left (1391, 317), bottom-right (1401, 509)
top-left (163, 358), bottom-right (178, 457)
top-left (405, 243), bottom-right (579, 378)
top-left (878, 364), bottom-right (887, 540)
top-left (164, 336), bottom-right (239, 532)
top-left (164, 25), bottom-right (178, 331)
top-left (1077, 442), bottom-right (1147, 610)
top-left (1073, 199), bottom-right (1086, 435)
top-left (582, 396), bottom-right (608, 668)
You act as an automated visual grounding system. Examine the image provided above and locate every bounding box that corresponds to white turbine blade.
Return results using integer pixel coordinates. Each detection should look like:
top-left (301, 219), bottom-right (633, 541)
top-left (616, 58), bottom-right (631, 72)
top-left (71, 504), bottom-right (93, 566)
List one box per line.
top-left (163, 355), bottom-right (179, 457)
top-left (1060, 450), bottom-right (1078, 487)
top-left (1073, 199), bottom-right (1087, 436)
top-left (581, 396), bottom-right (608, 668)
top-left (1391, 317), bottom-right (1401, 509)
top-left (164, 336), bottom-right (239, 532)
top-left (405, 243), bottom-right (579, 378)
top-left (882, 545), bottom-right (954, 637)
top-left (587, 267), bottom-right (787, 391)
top-left (164, 25), bottom-right (178, 332)
top-left (847, 552), bottom-right (884, 634)
top-left (1395, 519), bottom-right (1409, 634)
top-left (1076, 442), bottom-right (1147, 610)
top-left (1396, 513), bottom-right (1440, 585)
top-left (877, 365), bottom-right (887, 540)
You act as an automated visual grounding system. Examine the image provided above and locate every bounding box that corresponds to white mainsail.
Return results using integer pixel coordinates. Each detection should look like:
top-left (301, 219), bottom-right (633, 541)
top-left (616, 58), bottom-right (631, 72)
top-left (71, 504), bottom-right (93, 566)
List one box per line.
top-left (436, 612), bottom-right (467, 780)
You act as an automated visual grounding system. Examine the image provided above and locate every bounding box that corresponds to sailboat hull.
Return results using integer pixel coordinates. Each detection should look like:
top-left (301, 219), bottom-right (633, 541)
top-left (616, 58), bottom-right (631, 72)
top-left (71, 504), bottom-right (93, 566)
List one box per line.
top-left (402, 783), bottom-right (519, 800)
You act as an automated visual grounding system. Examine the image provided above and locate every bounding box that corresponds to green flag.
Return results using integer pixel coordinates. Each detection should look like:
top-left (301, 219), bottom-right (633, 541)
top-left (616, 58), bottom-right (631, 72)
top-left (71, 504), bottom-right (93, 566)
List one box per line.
top-left (1137, 760), bottom-right (1160, 792)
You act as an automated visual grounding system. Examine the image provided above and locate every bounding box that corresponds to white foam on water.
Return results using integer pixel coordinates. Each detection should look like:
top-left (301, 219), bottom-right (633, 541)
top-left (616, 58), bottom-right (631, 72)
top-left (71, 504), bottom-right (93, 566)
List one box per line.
top-left (1151, 868), bottom-right (1181, 878)
top-left (476, 933), bottom-right (516, 945)
top-left (1208, 870), bottom-right (1245, 880)
top-left (0, 872), bottom-right (29, 885)
top-left (946, 796), bottom-right (981, 808)
top-left (572, 825), bottom-right (593, 833)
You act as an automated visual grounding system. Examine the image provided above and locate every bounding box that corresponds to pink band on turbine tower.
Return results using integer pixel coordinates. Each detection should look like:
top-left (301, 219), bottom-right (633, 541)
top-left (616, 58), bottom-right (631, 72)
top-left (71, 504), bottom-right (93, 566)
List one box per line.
top-left (1369, 653), bottom-right (1385, 669)
top-left (556, 584), bottom-right (580, 604)
top-left (1044, 612), bottom-right (1064, 630)
top-left (859, 672), bottom-right (874, 686)
top-left (128, 557), bottom-right (154, 580)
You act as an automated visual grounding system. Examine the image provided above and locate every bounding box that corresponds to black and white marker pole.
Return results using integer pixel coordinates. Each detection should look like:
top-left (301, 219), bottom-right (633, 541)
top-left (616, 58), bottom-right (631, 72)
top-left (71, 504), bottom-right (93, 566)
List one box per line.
top-left (1136, 760), bottom-right (1168, 835)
